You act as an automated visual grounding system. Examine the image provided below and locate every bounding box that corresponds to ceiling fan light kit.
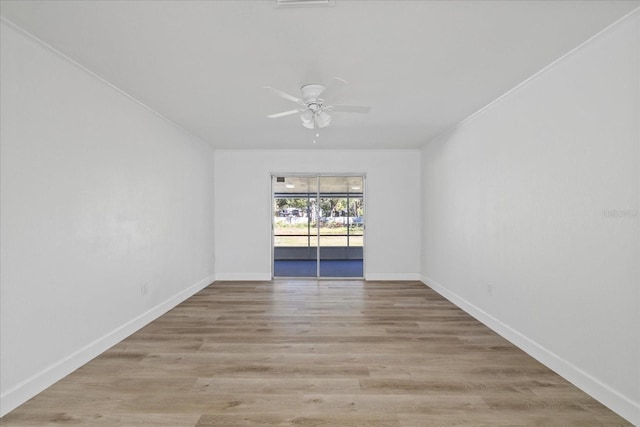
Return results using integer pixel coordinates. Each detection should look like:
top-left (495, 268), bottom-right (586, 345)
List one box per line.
top-left (266, 77), bottom-right (371, 131)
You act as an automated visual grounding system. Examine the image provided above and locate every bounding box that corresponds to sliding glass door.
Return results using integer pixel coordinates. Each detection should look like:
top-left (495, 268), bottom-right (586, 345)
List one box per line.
top-left (272, 175), bottom-right (364, 278)
top-left (318, 176), bottom-right (364, 277)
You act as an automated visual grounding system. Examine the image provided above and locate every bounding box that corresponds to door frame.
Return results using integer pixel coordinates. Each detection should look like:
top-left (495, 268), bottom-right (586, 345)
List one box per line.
top-left (270, 172), bottom-right (366, 279)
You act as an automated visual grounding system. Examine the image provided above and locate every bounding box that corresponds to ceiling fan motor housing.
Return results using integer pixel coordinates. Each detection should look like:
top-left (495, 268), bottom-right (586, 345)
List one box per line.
top-left (300, 84), bottom-right (325, 103)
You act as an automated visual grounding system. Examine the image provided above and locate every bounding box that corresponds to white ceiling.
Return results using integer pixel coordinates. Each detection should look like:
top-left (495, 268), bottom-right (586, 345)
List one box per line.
top-left (1, 0), bottom-right (638, 149)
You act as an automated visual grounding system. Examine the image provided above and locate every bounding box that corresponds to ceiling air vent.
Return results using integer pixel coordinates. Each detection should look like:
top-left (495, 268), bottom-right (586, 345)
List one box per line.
top-left (276, 0), bottom-right (335, 7)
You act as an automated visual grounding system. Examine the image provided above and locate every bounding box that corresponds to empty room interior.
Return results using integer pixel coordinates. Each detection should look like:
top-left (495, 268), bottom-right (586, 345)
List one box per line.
top-left (1, 0), bottom-right (639, 425)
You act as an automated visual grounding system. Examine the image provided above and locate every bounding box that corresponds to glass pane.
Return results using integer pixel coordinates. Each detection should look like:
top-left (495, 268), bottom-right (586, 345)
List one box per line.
top-left (273, 176), bottom-right (317, 277)
top-left (318, 176), bottom-right (363, 278)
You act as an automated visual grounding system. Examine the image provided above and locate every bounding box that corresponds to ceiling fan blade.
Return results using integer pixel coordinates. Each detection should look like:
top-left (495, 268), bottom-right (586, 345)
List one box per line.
top-left (264, 86), bottom-right (303, 104)
top-left (319, 77), bottom-right (348, 101)
top-left (267, 109), bottom-right (300, 119)
top-left (327, 104), bottom-right (371, 114)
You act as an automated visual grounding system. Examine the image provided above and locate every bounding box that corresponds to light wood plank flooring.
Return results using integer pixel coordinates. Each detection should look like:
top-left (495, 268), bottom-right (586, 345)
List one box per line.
top-left (1, 280), bottom-right (631, 426)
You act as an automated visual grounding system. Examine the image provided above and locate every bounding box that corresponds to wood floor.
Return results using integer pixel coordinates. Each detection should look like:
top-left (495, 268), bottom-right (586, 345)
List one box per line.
top-left (1, 280), bottom-right (631, 426)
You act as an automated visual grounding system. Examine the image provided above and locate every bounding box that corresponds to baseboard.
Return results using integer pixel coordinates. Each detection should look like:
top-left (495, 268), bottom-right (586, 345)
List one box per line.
top-left (420, 274), bottom-right (639, 426)
top-left (214, 273), bottom-right (272, 281)
top-left (214, 272), bottom-right (422, 281)
top-left (0, 273), bottom-right (215, 417)
top-left (366, 273), bottom-right (421, 281)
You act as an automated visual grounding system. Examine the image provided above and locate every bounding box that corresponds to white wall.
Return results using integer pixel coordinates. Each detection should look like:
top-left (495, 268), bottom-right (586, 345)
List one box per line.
top-left (0, 22), bottom-right (216, 416)
top-left (214, 150), bottom-right (421, 281)
top-left (421, 11), bottom-right (639, 424)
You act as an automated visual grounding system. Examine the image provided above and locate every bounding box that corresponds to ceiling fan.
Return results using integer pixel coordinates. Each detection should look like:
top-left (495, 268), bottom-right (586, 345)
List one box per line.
top-left (265, 78), bottom-right (371, 130)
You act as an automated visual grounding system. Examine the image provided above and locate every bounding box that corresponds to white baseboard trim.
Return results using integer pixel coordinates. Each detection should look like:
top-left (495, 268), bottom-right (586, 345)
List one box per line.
top-left (215, 273), bottom-right (423, 282)
top-left (214, 273), bottom-right (272, 281)
top-left (366, 273), bottom-right (421, 281)
top-left (420, 274), bottom-right (639, 426)
top-left (0, 273), bottom-right (216, 418)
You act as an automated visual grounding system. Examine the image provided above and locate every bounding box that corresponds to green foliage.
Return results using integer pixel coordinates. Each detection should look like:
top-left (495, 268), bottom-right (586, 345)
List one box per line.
top-left (275, 198), bottom-right (309, 209)
top-left (275, 196), bottom-right (364, 217)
